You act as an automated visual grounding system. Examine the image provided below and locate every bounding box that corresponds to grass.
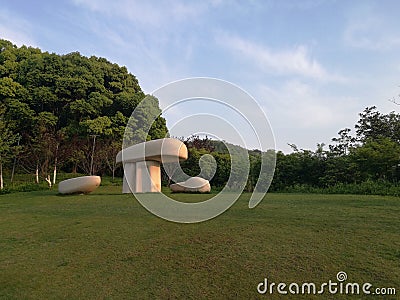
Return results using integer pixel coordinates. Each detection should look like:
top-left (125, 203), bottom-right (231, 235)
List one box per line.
top-left (0, 187), bottom-right (399, 299)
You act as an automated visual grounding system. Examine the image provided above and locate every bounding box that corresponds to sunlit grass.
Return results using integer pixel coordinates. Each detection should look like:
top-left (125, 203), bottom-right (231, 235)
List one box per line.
top-left (0, 187), bottom-right (399, 299)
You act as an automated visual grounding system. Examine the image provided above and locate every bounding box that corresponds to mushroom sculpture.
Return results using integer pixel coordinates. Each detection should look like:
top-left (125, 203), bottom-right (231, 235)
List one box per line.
top-left (116, 138), bottom-right (188, 193)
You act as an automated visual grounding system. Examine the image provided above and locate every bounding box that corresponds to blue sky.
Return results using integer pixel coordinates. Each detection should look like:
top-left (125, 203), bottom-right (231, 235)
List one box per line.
top-left (1, 0), bottom-right (399, 152)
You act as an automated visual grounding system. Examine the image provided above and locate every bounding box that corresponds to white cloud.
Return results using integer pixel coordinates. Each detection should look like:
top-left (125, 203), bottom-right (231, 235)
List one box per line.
top-left (217, 33), bottom-right (344, 82)
top-left (70, 0), bottom-right (209, 93)
top-left (72, 0), bottom-right (210, 27)
top-left (257, 80), bottom-right (360, 152)
top-left (0, 9), bottom-right (37, 47)
top-left (343, 6), bottom-right (400, 51)
top-left (260, 80), bottom-right (336, 127)
top-left (344, 19), bottom-right (400, 51)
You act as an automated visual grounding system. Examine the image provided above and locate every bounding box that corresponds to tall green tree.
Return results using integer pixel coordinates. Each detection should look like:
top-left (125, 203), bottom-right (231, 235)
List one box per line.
top-left (350, 137), bottom-right (400, 182)
top-left (0, 109), bottom-right (17, 189)
top-left (355, 106), bottom-right (400, 144)
top-left (329, 128), bottom-right (356, 156)
top-left (0, 39), bottom-right (169, 178)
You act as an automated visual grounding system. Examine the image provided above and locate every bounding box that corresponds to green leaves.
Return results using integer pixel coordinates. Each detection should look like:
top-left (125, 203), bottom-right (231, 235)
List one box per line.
top-left (350, 137), bottom-right (400, 181)
top-left (0, 38), bottom-right (168, 176)
top-left (80, 116), bottom-right (112, 136)
top-left (0, 120), bottom-right (16, 154)
top-left (356, 106), bottom-right (400, 144)
top-left (0, 77), bottom-right (22, 98)
top-left (36, 112), bottom-right (58, 131)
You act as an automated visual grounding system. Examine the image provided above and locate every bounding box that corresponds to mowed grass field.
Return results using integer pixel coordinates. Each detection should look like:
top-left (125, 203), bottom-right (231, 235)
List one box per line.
top-left (0, 187), bottom-right (399, 299)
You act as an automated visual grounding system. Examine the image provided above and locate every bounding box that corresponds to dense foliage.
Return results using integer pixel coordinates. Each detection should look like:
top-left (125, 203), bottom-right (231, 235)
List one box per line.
top-left (272, 106), bottom-right (400, 191)
top-left (0, 39), bottom-right (168, 188)
top-left (174, 107), bottom-right (400, 196)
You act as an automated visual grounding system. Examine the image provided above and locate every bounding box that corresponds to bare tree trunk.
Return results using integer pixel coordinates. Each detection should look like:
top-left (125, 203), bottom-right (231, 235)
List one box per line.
top-left (53, 165), bottom-right (57, 185)
top-left (90, 135), bottom-right (97, 175)
top-left (72, 162), bottom-right (77, 174)
top-left (0, 157), bottom-right (3, 190)
top-left (35, 163), bottom-right (39, 184)
top-left (53, 144), bottom-right (58, 185)
top-left (45, 175), bottom-right (52, 188)
top-left (10, 136), bottom-right (20, 183)
top-left (106, 156), bottom-right (116, 181)
top-left (10, 157), bottom-right (17, 183)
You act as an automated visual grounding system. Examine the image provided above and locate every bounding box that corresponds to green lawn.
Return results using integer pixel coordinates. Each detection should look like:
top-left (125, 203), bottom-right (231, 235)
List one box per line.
top-left (0, 187), bottom-right (399, 299)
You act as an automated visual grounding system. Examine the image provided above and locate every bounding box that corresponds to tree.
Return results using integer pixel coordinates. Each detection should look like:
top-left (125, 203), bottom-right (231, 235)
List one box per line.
top-left (355, 106), bottom-right (400, 144)
top-left (123, 95), bottom-right (169, 147)
top-left (350, 137), bottom-right (400, 182)
top-left (0, 113), bottom-right (17, 190)
top-left (0, 39), bottom-right (169, 178)
top-left (329, 128), bottom-right (356, 156)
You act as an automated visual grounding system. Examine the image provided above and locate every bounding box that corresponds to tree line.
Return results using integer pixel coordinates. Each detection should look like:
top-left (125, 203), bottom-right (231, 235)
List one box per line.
top-left (176, 106), bottom-right (400, 195)
top-left (274, 106), bottom-right (400, 190)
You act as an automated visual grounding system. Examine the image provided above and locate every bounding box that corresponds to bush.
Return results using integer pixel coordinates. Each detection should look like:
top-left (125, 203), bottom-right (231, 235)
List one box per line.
top-left (0, 188), bottom-right (11, 195)
top-left (13, 183), bottom-right (49, 192)
top-left (274, 180), bottom-right (400, 196)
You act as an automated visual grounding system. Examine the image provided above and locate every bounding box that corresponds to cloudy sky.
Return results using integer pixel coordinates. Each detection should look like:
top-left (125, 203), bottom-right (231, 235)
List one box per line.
top-left (1, 0), bottom-right (399, 152)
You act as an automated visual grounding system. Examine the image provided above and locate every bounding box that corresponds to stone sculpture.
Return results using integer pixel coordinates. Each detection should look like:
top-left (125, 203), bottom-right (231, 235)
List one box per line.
top-left (170, 176), bottom-right (211, 193)
top-left (116, 138), bottom-right (188, 193)
top-left (58, 175), bottom-right (101, 194)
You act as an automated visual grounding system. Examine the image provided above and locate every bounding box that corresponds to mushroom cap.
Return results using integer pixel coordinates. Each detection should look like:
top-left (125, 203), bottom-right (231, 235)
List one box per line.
top-left (116, 138), bottom-right (188, 163)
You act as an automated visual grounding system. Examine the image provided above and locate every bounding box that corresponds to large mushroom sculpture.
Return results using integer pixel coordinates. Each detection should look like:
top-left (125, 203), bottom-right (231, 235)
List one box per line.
top-left (116, 138), bottom-right (188, 193)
